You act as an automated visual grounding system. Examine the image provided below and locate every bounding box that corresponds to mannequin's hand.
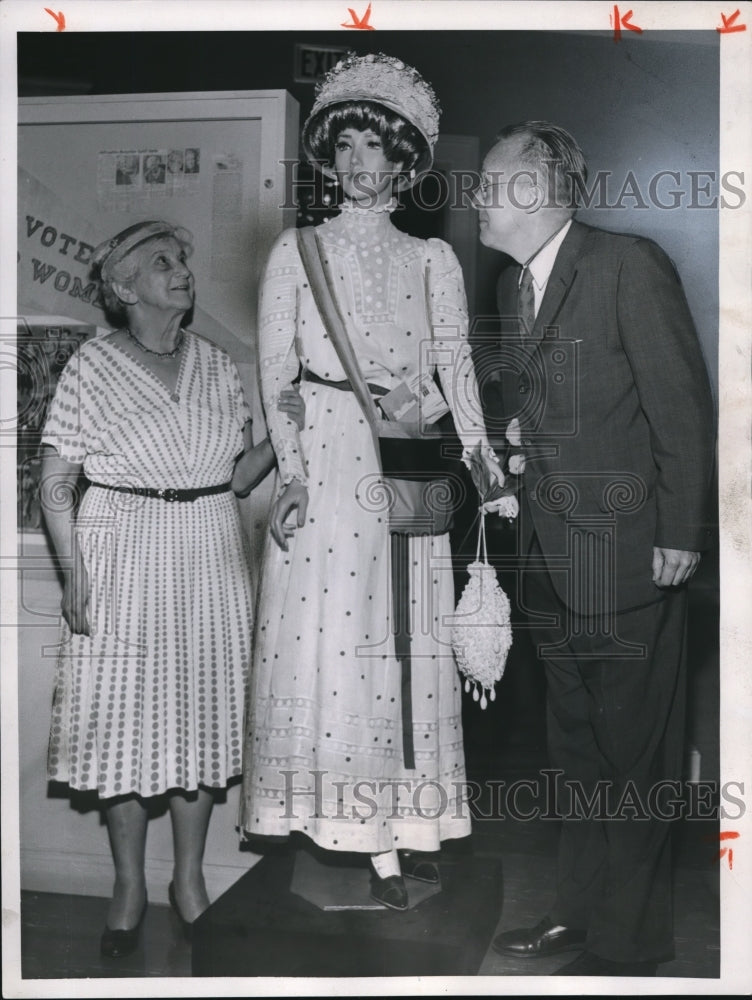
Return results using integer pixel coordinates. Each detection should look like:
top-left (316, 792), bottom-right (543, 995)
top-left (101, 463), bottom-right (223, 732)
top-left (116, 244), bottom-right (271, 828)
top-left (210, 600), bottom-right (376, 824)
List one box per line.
top-left (270, 480), bottom-right (309, 551)
top-left (277, 387), bottom-right (306, 431)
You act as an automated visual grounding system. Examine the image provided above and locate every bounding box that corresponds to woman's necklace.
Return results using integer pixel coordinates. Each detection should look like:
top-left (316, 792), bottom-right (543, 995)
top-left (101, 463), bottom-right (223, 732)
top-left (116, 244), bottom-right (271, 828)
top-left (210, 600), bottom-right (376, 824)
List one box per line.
top-left (125, 327), bottom-right (184, 358)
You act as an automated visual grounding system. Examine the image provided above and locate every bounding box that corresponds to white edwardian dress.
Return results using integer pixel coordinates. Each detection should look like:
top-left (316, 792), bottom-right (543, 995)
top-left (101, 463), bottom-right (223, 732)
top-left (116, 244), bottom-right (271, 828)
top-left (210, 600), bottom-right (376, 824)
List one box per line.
top-left (240, 207), bottom-right (494, 853)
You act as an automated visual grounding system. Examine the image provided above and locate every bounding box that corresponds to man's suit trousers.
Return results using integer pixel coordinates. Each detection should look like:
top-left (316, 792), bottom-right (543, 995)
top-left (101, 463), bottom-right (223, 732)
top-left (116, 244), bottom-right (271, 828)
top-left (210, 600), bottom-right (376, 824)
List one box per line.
top-left (523, 536), bottom-right (688, 962)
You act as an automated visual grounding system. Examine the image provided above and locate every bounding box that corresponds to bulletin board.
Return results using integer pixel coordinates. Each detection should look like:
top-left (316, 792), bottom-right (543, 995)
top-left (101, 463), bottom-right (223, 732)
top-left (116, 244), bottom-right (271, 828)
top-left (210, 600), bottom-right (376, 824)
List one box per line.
top-left (18, 89), bottom-right (299, 561)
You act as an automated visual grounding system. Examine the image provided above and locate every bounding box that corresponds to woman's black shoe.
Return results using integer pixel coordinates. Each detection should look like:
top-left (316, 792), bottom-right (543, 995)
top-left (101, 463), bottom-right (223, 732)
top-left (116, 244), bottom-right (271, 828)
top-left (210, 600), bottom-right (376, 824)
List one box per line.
top-left (168, 881), bottom-right (194, 942)
top-left (399, 850), bottom-right (440, 884)
top-left (369, 869), bottom-right (409, 911)
top-left (100, 897), bottom-right (148, 958)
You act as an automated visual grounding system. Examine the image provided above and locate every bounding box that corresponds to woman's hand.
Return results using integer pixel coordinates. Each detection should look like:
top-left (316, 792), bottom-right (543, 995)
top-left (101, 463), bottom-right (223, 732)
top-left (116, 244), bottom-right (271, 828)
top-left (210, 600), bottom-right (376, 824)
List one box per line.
top-left (270, 479), bottom-right (309, 551)
top-left (277, 387), bottom-right (306, 431)
top-left (39, 446), bottom-right (91, 632)
top-left (61, 549), bottom-right (90, 635)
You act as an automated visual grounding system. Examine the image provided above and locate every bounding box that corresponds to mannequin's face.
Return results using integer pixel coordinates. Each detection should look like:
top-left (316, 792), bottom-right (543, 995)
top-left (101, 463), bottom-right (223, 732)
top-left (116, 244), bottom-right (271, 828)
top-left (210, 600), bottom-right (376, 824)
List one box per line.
top-left (333, 129), bottom-right (403, 206)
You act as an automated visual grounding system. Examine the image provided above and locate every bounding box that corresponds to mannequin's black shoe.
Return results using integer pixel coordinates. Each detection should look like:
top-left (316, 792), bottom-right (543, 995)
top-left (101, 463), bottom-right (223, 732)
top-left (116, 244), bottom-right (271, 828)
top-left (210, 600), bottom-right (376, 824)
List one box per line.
top-left (369, 868), bottom-right (409, 911)
top-left (492, 915), bottom-right (586, 958)
top-left (398, 850), bottom-right (440, 884)
top-left (100, 898), bottom-right (148, 958)
top-left (554, 951), bottom-right (658, 976)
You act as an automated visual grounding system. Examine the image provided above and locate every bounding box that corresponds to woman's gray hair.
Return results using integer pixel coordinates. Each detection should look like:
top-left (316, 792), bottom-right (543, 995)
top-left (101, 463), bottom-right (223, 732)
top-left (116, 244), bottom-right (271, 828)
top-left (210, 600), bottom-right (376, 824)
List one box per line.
top-left (91, 220), bottom-right (194, 325)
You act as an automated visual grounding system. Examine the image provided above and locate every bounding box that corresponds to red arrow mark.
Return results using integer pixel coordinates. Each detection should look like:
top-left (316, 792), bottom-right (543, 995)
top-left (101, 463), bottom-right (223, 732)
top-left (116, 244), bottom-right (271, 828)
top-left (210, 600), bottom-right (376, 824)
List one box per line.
top-left (716, 830), bottom-right (741, 869)
top-left (613, 5), bottom-right (643, 42)
top-left (44, 8), bottom-right (65, 31)
top-left (342, 2), bottom-right (374, 30)
top-left (717, 9), bottom-right (746, 32)
top-left (703, 829), bottom-right (741, 870)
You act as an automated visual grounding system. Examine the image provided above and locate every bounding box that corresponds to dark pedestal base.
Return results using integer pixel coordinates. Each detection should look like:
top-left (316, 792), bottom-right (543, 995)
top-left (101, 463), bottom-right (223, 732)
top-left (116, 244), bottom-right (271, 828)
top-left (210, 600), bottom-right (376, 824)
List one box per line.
top-left (192, 841), bottom-right (502, 978)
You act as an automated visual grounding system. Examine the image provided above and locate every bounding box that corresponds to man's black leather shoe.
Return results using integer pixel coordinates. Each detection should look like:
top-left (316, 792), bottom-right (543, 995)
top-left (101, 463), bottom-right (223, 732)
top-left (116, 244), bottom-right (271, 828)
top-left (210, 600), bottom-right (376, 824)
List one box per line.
top-left (554, 950), bottom-right (658, 976)
top-left (492, 915), bottom-right (586, 958)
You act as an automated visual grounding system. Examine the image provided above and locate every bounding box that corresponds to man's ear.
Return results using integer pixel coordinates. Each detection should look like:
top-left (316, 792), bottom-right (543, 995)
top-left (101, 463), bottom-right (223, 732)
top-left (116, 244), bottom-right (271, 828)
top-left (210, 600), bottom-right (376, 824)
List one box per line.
top-left (525, 179), bottom-right (547, 214)
top-left (518, 174), bottom-right (546, 214)
top-left (111, 281), bottom-right (137, 306)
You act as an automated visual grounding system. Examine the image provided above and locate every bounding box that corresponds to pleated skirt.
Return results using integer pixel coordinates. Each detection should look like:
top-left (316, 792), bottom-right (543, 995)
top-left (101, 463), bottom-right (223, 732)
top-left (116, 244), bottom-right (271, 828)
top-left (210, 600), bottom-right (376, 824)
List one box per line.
top-left (47, 485), bottom-right (253, 799)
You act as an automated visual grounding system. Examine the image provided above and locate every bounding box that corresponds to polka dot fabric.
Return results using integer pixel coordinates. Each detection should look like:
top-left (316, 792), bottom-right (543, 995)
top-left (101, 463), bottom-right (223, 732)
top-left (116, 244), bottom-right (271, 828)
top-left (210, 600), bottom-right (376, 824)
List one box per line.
top-left (241, 210), bottom-right (495, 852)
top-left (43, 333), bottom-right (253, 798)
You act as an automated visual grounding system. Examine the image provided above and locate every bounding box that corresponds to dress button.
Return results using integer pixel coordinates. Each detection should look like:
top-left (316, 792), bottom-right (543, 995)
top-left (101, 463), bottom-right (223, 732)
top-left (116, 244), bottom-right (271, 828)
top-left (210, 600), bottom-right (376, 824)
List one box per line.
top-left (171, 393), bottom-right (180, 403)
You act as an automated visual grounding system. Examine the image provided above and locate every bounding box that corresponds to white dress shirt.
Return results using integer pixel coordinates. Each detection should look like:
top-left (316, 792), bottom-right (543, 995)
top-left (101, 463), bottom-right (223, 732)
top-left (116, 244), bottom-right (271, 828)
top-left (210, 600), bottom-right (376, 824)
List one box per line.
top-left (522, 219), bottom-right (573, 318)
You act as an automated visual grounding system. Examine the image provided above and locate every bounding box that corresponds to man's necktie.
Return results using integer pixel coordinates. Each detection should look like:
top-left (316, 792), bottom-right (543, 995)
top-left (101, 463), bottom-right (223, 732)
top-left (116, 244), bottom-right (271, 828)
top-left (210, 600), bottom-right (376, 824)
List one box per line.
top-left (518, 266), bottom-right (536, 335)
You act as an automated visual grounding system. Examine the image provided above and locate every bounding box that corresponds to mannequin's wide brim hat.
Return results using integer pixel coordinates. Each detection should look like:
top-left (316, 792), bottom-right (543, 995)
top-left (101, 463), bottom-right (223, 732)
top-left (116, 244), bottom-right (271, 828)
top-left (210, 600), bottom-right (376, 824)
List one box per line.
top-left (302, 52), bottom-right (441, 182)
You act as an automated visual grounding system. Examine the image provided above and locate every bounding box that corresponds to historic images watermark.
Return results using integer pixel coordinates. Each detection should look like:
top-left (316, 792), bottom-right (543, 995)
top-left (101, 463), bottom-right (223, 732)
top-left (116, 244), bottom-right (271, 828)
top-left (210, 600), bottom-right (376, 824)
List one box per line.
top-left (278, 160), bottom-right (747, 212)
top-left (277, 768), bottom-right (746, 822)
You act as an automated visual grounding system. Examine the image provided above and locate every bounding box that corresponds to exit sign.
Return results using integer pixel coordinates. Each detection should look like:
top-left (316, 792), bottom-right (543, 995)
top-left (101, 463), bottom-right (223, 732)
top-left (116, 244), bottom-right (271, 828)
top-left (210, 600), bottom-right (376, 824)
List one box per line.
top-left (294, 44), bottom-right (349, 83)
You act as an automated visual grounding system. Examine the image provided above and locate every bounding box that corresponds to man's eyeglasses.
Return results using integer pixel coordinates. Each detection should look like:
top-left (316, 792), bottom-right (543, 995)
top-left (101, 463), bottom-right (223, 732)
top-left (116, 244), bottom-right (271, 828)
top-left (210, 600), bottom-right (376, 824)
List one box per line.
top-left (476, 177), bottom-right (511, 202)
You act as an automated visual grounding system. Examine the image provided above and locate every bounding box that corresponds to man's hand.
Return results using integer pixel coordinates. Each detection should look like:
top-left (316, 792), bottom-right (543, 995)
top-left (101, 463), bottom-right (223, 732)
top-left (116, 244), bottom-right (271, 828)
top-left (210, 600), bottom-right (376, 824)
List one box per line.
top-left (652, 547), bottom-right (700, 588)
top-left (270, 479), bottom-right (309, 551)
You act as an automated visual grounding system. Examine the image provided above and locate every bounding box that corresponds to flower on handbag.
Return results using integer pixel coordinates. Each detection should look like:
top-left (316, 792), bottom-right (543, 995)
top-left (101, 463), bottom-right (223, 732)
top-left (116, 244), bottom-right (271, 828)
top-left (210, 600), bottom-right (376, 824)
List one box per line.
top-left (466, 421), bottom-right (525, 521)
top-left (494, 495), bottom-right (520, 519)
top-left (506, 417), bottom-right (522, 447)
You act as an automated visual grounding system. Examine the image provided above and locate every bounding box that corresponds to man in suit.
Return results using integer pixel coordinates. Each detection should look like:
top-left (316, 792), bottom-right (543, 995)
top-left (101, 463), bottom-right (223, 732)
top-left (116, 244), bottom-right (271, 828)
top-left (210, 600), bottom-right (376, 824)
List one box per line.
top-left (473, 122), bottom-right (715, 976)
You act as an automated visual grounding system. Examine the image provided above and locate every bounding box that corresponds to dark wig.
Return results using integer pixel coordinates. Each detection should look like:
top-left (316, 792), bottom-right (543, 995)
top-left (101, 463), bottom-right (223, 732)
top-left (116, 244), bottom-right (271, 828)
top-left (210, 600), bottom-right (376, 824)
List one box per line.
top-left (304, 100), bottom-right (429, 174)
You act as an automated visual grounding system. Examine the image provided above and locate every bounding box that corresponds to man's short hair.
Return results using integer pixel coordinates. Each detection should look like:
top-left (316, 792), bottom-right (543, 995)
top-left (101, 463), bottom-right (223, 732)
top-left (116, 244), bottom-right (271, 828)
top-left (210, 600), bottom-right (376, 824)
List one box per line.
top-left (496, 121), bottom-right (588, 210)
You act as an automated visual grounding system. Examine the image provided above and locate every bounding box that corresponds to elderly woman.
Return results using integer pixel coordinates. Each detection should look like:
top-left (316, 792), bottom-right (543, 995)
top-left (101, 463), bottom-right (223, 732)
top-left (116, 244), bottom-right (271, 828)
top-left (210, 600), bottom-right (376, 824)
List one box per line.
top-left (240, 54), bottom-right (507, 909)
top-left (40, 220), bottom-right (303, 956)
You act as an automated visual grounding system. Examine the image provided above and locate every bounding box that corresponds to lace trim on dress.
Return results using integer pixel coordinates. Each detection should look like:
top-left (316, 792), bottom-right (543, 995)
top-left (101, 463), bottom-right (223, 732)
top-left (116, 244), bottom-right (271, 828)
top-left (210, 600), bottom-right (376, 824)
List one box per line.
top-left (338, 197), bottom-right (399, 216)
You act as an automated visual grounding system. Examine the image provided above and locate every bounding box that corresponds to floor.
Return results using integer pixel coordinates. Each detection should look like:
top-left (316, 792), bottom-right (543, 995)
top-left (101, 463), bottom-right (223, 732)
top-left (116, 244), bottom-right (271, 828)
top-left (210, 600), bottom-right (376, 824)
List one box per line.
top-left (16, 555), bottom-right (721, 986)
top-left (16, 815), bottom-right (720, 985)
top-left (17, 745), bottom-right (721, 984)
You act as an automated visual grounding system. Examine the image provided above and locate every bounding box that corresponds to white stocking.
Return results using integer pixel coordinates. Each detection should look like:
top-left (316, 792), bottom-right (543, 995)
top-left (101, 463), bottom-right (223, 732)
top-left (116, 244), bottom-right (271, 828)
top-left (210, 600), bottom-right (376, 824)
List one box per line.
top-left (370, 848), bottom-right (401, 879)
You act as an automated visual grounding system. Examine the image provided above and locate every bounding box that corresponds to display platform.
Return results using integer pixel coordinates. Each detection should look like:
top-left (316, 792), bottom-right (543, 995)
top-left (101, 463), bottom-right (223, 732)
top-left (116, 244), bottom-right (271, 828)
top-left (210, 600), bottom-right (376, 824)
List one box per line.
top-left (192, 838), bottom-right (502, 978)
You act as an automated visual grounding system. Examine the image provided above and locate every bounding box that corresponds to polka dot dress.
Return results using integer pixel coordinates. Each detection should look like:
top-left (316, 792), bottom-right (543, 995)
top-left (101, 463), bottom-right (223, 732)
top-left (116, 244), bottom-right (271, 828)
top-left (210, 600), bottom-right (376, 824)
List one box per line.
top-left (42, 333), bottom-right (253, 798)
top-left (241, 209), bottom-right (493, 853)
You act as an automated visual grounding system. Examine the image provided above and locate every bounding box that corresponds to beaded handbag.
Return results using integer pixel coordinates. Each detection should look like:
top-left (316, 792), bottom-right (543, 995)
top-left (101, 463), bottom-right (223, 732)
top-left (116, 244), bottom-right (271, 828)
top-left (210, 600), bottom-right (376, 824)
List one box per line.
top-left (451, 507), bottom-right (513, 710)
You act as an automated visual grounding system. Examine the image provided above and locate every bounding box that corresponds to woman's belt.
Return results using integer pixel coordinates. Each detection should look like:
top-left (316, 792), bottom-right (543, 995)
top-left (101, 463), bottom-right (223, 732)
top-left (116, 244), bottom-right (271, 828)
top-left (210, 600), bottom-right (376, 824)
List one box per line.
top-left (88, 481), bottom-right (232, 502)
top-left (301, 370), bottom-right (389, 397)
